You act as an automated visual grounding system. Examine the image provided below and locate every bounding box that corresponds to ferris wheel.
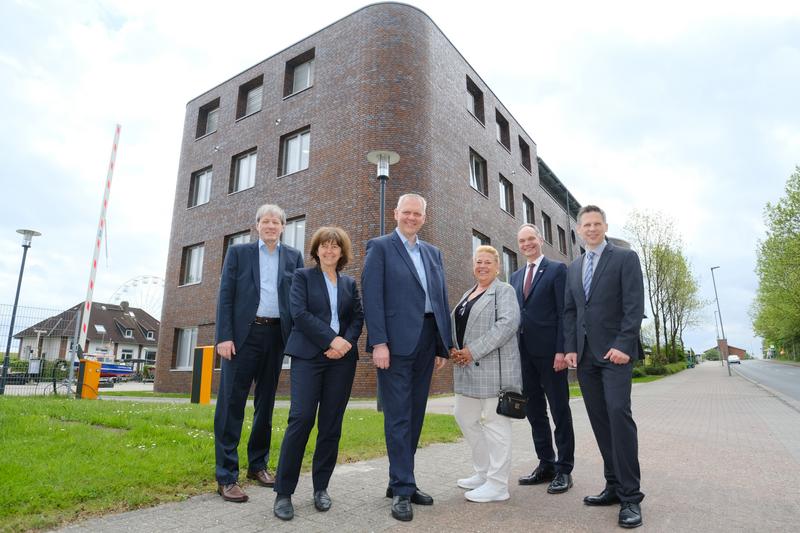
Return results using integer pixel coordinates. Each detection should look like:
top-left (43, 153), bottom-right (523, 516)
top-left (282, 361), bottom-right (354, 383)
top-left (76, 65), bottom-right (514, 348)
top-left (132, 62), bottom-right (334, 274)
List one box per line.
top-left (109, 275), bottom-right (165, 320)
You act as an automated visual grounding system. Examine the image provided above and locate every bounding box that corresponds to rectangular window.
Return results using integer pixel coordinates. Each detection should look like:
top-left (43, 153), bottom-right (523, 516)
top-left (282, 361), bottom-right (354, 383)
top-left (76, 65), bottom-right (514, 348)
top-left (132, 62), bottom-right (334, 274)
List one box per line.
top-left (495, 110), bottom-right (510, 150)
top-left (523, 196), bottom-right (535, 225)
top-left (180, 243), bottom-right (205, 285)
top-left (499, 175), bottom-right (514, 215)
top-left (188, 167), bottom-right (212, 208)
top-left (284, 49), bottom-right (315, 97)
top-left (472, 230), bottom-right (490, 255)
top-left (124, 329), bottom-right (133, 339)
top-left (146, 331), bottom-right (155, 340)
top-left (94, 324), bottom-right (106, 334)
top-left (222, 231), bottom-right (251, 266)
top-left (502, 247), bottom-right (518, 282)
top-left (280, 128), bottom-right (310, 176)
top-left (557, 225), bottom-right (567, 254)
top-left (175, 327), bottom-right (198, 369)
top-left (466, 75), bottom-right (485, 123)
top-left (519, 136), bottom-right (532, 172)
top-left (282, 216), bottom-right (307, 253)
top-left (236, 76), bottom-right (263, 119)
top-left (469, 149), bottom-right (488, 195)
top-left (542, 212), bottom-right (553, 244)
top-left (144, 350), bottom-right (156, 362)
top-left (230, 149), bottom-right (257, 193)
top-left (121, 349), bottom-right (133, 360)
top-left (196, 98), bottom-right (220, 138)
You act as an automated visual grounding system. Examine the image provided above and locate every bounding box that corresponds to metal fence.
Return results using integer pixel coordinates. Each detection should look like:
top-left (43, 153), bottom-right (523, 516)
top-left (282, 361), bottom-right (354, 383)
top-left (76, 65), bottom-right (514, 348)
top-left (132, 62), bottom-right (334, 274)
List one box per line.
top-left (0, 304), bottom-right (78, 396)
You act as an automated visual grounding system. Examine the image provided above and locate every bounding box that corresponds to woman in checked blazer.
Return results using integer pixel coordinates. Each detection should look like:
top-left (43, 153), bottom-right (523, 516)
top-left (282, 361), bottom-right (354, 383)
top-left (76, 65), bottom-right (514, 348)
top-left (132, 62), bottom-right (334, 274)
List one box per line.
top-left (450, 245), bottom-right (522, 503)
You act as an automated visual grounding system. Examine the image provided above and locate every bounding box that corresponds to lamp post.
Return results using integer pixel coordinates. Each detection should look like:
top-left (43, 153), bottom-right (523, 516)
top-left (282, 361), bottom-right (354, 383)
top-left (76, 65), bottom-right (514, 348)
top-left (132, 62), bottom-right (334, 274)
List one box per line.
top-left (713, 310), bottom-right (720, 340)
top-left (710, 266), bottom-right (730, 375)
top-left (0, 229), bottom-right (41, 395)
top-left (366, 150), bottom-right (400, 412)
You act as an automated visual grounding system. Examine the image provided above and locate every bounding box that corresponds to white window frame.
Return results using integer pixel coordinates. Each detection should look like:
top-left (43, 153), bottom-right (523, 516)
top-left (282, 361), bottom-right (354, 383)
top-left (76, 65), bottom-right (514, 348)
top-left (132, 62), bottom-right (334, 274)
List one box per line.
top-left (175, 327), bottom-right (198, 370)
top-left (189, 168), bottom-right (212, 207)
top-left (205, 107), bottom-right (219, 136)
top-left (471, 230), bottom-right (489, 255)
top-left (282, 217), bottom-right (306, 252)
top-left (523, 196), bottom-right (535, 225)
top-left (232, 150), bottom-right (257, 193)
top-left (281, 130), bottom-right (310, 176)
top-left (499, 176), bottom-right (513, 214)
top-left (469, 151), bottom-right (486, 194)
top-left (146, 331), bottom-right (155, 341)
top-left (182, 244), bottom-right (205, 285)
top-left (502, 248), bottom-right (517, 282)
top-left (244, 85), bottom-right (262, 116)
top-left (292, 59), bottom-right (314, 94)
top-left (124, 329), bottom-right (134, 339)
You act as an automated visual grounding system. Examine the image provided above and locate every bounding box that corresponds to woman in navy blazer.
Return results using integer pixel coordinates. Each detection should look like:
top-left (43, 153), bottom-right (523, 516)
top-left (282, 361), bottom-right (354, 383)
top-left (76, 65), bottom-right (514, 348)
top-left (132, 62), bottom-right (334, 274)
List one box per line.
top-left (273, 227), bottom-right (364, 521)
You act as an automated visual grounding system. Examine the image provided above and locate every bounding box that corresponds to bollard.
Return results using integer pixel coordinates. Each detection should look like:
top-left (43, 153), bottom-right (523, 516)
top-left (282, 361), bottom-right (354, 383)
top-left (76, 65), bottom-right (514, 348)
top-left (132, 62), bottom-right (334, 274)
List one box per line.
top-left (190, 346), bottom-right (215, 404)
top-left (76, 359), bottom-right (101, 400)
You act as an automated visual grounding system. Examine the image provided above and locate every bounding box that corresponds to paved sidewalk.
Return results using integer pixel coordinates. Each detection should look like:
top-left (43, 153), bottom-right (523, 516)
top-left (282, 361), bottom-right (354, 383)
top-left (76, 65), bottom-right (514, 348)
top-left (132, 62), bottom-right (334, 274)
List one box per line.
top-left (58, 362), bottom-right (800, 532)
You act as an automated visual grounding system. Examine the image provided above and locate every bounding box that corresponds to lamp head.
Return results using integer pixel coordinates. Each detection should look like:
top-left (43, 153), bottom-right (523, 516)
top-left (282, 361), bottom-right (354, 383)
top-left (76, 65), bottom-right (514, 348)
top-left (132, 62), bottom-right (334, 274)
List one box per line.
top-left (16, 229), bottom-right (41, 246)
top-left (367, 150), bottom-right (400, 180)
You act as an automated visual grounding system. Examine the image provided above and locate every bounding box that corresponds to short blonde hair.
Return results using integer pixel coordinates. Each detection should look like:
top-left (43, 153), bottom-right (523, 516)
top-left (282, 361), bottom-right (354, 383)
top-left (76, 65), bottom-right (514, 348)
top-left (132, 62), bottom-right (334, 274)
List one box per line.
top-left (474, 245), bottom-right (500, 265)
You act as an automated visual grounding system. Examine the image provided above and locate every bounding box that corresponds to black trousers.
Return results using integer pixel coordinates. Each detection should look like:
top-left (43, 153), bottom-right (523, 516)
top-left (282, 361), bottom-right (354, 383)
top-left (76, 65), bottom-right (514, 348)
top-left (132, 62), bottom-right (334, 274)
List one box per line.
top-left (520, 341), bottom-right (575, 474)
top-left (214, 322), bottom-right (283, 484)
top-left (577, 352), bottom-right (643, 503)
top-left (274, 353), bottom-right (357, 495)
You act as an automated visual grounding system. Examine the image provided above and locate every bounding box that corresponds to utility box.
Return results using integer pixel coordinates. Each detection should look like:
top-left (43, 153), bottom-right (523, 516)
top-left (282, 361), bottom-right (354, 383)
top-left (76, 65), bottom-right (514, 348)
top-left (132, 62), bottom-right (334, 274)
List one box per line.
top-left (190, 346), bottom-right (214, 405)
top-left (76, 359), bottom-right (101, 400)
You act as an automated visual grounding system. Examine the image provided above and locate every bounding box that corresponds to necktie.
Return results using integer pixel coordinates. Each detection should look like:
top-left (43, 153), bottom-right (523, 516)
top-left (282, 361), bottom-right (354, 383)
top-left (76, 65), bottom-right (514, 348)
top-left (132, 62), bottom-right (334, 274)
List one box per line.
top-left (523, 263), bottom-right (534, 299)
top-left (583, 251), bottom-right (595, 299)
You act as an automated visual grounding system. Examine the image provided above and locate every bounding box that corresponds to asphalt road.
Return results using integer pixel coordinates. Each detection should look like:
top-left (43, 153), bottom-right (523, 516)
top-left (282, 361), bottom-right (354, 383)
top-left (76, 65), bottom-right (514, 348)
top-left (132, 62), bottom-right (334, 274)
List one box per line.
top-left (733, 359), bottom-right (800, 402)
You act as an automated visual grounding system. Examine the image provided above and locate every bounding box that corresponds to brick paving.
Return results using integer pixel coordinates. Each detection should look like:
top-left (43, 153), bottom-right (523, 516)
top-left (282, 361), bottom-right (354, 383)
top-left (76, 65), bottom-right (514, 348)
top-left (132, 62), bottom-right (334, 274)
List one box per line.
top-left (57, 362), bottom-right (800, 532)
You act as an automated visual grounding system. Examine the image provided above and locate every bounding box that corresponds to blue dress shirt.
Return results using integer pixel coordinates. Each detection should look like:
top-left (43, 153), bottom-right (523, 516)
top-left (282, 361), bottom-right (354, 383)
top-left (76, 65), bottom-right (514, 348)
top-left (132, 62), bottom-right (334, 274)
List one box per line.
top-left (257, 240), bottom-right (281, 317)
top-left (324, 273), bottom-right (340, 334)
top-left (395, 227), bottom-right (433, 313)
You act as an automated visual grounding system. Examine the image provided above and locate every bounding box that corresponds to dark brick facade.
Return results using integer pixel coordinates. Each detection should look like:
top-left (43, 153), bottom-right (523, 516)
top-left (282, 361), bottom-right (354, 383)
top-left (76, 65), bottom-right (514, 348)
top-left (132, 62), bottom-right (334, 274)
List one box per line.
top-left (155, 3), bottom-right (581, 395)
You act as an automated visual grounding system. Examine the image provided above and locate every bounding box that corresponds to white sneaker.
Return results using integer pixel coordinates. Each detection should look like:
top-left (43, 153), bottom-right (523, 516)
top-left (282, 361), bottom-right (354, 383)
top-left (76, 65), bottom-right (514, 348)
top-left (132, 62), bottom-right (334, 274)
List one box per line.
top-left (465, 482), bottom-right (510, 503)
top-left (457, 474), bottom-right (486, 489)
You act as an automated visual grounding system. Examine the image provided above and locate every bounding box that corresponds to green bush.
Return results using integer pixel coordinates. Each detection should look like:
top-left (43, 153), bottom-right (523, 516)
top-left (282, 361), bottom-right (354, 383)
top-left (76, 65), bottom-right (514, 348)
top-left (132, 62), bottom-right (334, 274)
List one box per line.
top-left (664, 362), bottom-right (686, 375)
top-left (632, 367), bottom-right (646, 378)
top-left (644, 365), bottom-right (667, 375)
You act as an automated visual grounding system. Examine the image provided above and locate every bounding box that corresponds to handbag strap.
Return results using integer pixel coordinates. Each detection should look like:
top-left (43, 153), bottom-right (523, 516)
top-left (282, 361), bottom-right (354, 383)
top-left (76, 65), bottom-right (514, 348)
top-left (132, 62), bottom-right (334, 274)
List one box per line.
top-left (494, 292), bottom-right (504, 391)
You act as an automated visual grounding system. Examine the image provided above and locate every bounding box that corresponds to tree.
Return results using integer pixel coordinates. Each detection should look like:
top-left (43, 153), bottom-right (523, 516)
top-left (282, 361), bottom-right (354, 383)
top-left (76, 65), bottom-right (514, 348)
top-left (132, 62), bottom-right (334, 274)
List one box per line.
top-left (753, 166), bottom-right (800, 358)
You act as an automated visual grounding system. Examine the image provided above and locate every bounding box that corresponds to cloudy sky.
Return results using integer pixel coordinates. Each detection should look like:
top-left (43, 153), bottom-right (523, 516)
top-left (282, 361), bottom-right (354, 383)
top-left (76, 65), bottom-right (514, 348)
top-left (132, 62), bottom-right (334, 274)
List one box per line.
top-left (1, 0), bottom-right (798, 355)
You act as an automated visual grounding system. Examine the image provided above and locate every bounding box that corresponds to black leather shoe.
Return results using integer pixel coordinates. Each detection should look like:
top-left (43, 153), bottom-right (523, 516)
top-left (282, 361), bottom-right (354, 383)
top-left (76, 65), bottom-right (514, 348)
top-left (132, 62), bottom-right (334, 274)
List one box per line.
top-left (314, 489), bottom-right (331, 512)
top-left (547, 472), bottom-right (573, 494)
top-left (391, 495), bottom-right (413, 521)
top-left (518, 466), bottom-right (555, 485)
top-left (273, 495), bottom-right (294, 521)
top-left (385, 487), bottom-right (434, 505)
top-left (619, 502), bottom-right (642, 528)
top-left (583, 488), bottom-right (620, 506)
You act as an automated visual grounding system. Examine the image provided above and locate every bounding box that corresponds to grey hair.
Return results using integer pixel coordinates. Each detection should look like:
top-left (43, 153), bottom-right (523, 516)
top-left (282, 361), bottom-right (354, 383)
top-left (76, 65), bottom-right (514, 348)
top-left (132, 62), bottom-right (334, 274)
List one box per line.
top-left (577, 205), bottom-right (606, 223)
top-left (396, 193), bottom-right (427, 213)
top-left (255, 204), bottom-right (286, 225)
top-left (517, 223), bottom-right (543, 239)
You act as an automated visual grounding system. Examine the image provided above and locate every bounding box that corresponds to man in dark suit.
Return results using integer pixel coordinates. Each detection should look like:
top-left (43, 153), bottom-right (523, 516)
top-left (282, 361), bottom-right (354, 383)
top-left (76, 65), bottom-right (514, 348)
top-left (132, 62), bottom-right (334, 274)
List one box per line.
top-left (564, 205), bottom-right (645, 529)
top-left (362, 193), bottom-right (452, 522)
top-left (511, 224), bottom-right (575, 494)
top-left (214, 203), bottom-right (304, 503)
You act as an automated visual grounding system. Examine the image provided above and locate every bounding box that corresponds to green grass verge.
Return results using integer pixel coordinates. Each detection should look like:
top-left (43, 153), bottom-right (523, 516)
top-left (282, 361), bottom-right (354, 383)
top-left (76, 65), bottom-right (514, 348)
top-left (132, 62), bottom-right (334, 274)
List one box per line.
top-left (0, 397), bottom-right (460, 532)
top-left (568, 370), bottom-right (683, 398)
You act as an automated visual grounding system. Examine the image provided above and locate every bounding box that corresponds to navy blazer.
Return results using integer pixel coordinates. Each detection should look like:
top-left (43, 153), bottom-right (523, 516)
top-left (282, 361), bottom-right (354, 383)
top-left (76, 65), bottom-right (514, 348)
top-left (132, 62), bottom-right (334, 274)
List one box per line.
top-left (215, 241), bottom-right (304, 349)
top-left (563, 242), bottom-right (645, 363)
top-left (361, 231), bottom-right (452, 357)
top-left (283, 267), bottom-right (364, 359)
top-left (510, 256), bottom-right (566, 358)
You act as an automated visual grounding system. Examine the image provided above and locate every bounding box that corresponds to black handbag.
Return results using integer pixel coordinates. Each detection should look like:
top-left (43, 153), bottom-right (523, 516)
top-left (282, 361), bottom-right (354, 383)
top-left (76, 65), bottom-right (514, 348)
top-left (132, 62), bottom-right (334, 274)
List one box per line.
top-left (493, 293), bottom-right (527, 419)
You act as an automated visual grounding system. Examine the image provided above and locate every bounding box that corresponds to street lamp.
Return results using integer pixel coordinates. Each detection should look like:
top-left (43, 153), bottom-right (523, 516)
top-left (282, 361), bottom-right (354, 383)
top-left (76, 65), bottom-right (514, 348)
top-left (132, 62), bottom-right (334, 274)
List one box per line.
top-left (710, 266), bottom-right (730, 375)
top-left (367, 150), bottom-right (400, 412)
top-left (713, 310), bottom-right (720, 340)
top-left (0, 229), bottom-right (41, 395)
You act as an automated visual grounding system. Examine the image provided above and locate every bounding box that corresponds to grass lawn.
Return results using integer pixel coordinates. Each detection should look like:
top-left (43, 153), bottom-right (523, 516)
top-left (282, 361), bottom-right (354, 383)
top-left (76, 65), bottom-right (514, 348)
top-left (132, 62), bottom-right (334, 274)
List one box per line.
top-left (0, 397), bottom-right (460, 533)
top-left (569, 373), bottom-right (677, 398)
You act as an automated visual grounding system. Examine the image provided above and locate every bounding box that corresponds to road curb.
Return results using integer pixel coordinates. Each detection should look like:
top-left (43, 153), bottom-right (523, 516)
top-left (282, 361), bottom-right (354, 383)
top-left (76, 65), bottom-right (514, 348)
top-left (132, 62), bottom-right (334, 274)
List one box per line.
top-left (733, 366), bottom-right (800, 414)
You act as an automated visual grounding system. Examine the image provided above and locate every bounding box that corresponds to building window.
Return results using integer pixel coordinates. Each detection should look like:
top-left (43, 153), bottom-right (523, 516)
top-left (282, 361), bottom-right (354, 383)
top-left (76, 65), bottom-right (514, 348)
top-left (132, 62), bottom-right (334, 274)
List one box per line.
top-left (472, 230), bottom-right (490, 255)
top-left (180, 243), bottom-right (204, 285)
top-left (284, 49), bottom-right (315, 97)
top-left (279, 128), bottom-right (310, 176)
top-left (188, 167), bottom-right (212, 208)
top-left (144, 350), bottom-right (156, 362)
top-left (124, 329), bottom-right (133, 339)
top-left (465, 75), bottom-right (485, 123)
top-left (94, 324), bottom-right (106, 334)
top-left (174, 327), bottom-right (198, 370)
top-left (571, 229), bottom-right (576, 244)
top-left (196, 98), bottom-right (220, 138)
top-left (499, 175), bottom-right (514, 216)
top-left (282, 216), bottom-right (307, 253)
top-left (542, 212), bottom-right (553, 244)
top-left (502, 248), bottom-right (518, 282)
top-left (469, 149), bottom-right (488, 195)
top-left (146, 331), bottom-right (155, 341)
top-left (557, 225), bottom-right (567, 254)
top-left (222, 231), bottom-right (251, 266)
top-left (120, 349), bottom-right (133, 360)
top-left (523, 196), bottom-right (535, 225)
top-left (230, 149), bottom-right (257, 193)
top-left (236, 76), bottom-right (263, 119)
top-left (495, 110), bottom-right (510, 150)
top-left (519, 136), bottom-right (532, 172)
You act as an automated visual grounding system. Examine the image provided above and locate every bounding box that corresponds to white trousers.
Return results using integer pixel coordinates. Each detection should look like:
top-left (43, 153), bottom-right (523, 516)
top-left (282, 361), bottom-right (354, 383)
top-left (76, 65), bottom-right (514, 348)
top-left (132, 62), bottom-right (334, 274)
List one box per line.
top-left (454, 394), bottom-right (513, 489)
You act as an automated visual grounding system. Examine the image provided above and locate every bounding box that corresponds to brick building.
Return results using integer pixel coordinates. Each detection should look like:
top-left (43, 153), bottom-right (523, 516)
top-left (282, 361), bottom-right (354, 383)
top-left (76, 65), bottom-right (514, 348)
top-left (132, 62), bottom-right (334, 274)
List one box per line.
top-left (155, 2), bottom-right (582, 395)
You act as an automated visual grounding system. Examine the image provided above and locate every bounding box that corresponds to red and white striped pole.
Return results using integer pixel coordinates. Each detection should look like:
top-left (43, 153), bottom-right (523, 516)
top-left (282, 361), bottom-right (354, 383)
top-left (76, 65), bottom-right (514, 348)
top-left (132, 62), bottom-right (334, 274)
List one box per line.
top-left (77, 124), bottom-right (121, 352)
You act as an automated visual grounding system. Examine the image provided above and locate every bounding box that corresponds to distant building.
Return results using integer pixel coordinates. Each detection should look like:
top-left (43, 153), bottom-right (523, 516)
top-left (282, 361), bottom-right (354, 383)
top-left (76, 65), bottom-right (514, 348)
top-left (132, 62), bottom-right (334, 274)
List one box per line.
top-left (15, 301), bottom-right (159, 369)
top-left (156, 3), bottom-right (583, 395)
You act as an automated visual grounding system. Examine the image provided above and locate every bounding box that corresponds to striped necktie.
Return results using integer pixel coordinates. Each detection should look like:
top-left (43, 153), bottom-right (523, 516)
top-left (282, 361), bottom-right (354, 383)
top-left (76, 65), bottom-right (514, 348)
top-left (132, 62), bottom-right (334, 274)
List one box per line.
top-left (583, 251), bottom-right (595, 299)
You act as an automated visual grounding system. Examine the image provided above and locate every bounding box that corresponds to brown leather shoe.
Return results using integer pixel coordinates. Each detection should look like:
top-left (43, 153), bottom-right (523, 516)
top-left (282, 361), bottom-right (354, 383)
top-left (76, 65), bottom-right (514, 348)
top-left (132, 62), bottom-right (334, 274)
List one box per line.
top-left (246, 469), bottom-right (275, 487)
top-left (218, 482), bottom-right (249, 503)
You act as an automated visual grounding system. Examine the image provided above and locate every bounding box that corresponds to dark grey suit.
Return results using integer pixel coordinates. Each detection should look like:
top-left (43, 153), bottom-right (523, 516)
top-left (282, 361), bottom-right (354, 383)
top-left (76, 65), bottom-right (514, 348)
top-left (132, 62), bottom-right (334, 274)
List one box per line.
top-left (563, 242), bottom-right (645, 503)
